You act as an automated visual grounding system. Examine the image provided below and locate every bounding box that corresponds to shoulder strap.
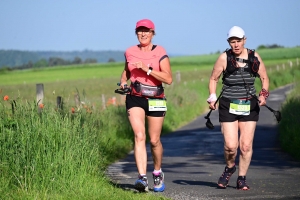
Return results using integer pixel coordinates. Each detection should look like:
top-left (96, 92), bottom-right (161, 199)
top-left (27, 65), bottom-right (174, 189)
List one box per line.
top-left (247, 49), bottom-right (260, 74)
top-left (224, 49), bottom-right (238, 74)
top-left (222, 49), bottom-right (238, 84)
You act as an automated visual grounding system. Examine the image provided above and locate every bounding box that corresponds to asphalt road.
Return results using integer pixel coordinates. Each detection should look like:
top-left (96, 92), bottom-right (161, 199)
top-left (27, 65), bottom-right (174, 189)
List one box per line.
top-left (107, 84), bottom-right (300, 200)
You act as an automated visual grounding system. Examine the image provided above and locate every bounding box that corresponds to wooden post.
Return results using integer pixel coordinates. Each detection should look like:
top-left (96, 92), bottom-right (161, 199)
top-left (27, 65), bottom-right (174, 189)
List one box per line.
top-left (176, 71), bottom-right (181, 83)
top-left (120, 95), bottom-right (126, 105)
top-left (57, 96), bottom-right (63, 110)
top-left (74, 93), bottom-right (80, 108)
top-left (36, 83), bottom-right (44, 113)
top-left (289, 61), bottom-right (293, 68)
top-left (102, 94), bottom-right (106, 109)
top-left (112, 96), bottom-right (116, 105)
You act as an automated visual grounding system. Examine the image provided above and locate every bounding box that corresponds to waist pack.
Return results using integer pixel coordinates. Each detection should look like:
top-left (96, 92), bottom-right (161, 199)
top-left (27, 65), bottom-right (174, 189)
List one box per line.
top-left (131, 81), bottom-right (164, 98)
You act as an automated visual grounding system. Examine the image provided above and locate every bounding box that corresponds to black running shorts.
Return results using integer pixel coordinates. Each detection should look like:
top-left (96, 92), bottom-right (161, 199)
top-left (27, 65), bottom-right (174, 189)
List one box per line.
top-left (219, 96), bottom-right (260, 122)
top-left (126, 95), bottom-right (166, 117)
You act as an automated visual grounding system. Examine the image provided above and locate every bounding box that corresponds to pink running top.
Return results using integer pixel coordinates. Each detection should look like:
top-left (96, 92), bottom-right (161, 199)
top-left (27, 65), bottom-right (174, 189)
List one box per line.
top-left (125, 45), bottom-right (168, 86)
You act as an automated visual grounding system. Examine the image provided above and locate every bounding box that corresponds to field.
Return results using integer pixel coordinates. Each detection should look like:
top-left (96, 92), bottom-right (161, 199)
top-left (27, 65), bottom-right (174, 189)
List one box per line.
top-left (0, 47), bottom-right (300, 199)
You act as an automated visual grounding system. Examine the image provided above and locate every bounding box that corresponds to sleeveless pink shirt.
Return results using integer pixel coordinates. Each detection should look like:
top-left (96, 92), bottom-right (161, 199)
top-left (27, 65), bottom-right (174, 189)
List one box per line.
top-left (125, 45), bottom-right (167, 86)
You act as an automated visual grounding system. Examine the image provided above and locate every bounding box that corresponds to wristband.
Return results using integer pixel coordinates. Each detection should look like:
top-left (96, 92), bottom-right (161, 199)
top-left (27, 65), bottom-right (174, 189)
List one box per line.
top-left (147, 66), bottom-right (153, 75)
top-left (207, 93), bottom-right (217, 103)
top-left (259, 88), bottom-right (269, 99)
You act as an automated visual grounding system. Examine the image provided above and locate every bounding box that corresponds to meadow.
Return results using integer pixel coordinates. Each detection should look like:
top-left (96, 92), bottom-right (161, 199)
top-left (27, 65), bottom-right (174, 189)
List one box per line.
top-left (0, 47), bottom-right (299, 199)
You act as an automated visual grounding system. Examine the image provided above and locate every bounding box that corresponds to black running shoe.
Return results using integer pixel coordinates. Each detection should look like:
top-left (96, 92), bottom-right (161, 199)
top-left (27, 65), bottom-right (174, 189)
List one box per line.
top-left (217, 165), bottom-right (236, 188)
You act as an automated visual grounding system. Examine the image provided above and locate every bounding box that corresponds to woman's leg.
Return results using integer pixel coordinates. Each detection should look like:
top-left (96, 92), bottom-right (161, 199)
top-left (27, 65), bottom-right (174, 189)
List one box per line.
top-left (147, 116), bottom-right (164, 170)
top-left (237, 121), bottom-right (256, 176)
top-left (127, 107), bottom-right (147, 175)
top-left (221, 121), bottom-right (239, 168)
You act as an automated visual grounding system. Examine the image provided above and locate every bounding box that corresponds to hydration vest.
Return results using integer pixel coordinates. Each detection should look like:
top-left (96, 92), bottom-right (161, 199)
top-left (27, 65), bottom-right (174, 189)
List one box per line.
top-left (222, 48), bottom-right (260, 82)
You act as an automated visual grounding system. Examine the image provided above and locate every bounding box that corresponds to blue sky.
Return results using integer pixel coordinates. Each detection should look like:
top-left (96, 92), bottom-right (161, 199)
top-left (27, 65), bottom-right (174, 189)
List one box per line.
top-left (1, 0), bottom-right (299, 56)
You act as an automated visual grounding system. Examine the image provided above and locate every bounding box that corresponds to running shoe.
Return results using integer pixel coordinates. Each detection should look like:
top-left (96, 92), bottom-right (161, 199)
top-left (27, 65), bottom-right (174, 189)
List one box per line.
top-left (236, 176), bottom-right (250, 190)
top-left (152, 171), bottom-right (165, 192)
top-left (217, 165), bottom-right (236, 188)
top-left (134, 175), bottom-right (149, 192)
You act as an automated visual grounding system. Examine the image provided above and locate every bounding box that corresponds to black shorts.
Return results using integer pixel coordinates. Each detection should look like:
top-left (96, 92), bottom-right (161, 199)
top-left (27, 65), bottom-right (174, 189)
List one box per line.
top-left (219, 96), bottom-right (260, 122)
top-left (126, 95), bottom-right (166, 117)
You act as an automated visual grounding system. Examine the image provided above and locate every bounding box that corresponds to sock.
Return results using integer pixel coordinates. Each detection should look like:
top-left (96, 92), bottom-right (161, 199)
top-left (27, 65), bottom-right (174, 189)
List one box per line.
top-left (153, 168), bottom-right (162, 174)
top-left (139, 174), bottom-right (147, 178)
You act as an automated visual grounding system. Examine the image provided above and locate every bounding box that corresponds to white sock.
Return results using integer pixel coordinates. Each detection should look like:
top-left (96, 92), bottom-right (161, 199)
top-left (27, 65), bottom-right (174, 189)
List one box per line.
top-left (153, 168), bottom-right (162, 173)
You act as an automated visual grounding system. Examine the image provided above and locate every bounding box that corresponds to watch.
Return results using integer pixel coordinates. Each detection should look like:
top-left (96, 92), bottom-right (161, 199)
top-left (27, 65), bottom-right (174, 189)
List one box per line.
top-left (147, 67), bottom-right (153, 75)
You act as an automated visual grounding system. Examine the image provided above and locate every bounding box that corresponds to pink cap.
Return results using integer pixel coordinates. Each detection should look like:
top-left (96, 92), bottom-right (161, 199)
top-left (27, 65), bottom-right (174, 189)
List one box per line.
top-left (136, 19), bottom-right (155, 30)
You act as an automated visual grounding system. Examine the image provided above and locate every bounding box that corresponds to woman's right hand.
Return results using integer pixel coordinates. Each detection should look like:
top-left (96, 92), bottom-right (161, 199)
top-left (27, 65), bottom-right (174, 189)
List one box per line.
top-left (207, 93), bottom-right (217, 110)
top-left (209, 101), bottom-right (217, 110)
top-left (119, 82), bottom-right (128, 89)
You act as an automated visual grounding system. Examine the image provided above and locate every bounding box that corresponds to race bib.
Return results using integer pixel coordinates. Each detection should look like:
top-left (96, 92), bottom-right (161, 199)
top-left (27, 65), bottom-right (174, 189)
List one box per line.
top-left (229, 99), bottom-right (250, 115)
top-left (148, 99), bottom-right (167, 111)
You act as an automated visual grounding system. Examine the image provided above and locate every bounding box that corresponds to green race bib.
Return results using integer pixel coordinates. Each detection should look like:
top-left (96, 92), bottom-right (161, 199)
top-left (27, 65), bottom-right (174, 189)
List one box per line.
top-left (148, 99), bottom-right (167, 111)
top-left (229, 99), bottom-right (250, 115)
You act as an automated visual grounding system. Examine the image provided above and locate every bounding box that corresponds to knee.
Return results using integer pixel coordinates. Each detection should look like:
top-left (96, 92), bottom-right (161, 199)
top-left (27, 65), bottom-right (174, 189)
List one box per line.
top-left (240, 143), bottom-right (252, 154)
top-left (224, 145), bottom-right (237, 155)
top-left (134, 132), bottom-right (146, 143)
top-left (150, 138), bottom-right (161, 148)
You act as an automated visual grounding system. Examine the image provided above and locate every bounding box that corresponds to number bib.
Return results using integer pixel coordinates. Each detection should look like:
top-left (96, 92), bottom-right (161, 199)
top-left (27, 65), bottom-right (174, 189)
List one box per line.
top-left (148, 99), bottom-right (167, 111)
top-left (229, 99), bottom-right (250, 115)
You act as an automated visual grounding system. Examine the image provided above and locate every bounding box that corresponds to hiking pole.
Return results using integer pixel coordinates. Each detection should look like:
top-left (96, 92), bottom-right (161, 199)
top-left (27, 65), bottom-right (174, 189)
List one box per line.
top-left (251, 95), bottom-right (282, 123)
top-left (115, 83), bottom-right (131, 95)
top-left (205, 89), bottom-right (224, 129)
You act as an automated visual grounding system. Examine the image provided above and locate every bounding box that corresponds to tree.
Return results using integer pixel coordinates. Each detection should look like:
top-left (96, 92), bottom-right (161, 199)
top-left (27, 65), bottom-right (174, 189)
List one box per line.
top-left (84, 58), bottom-right (97, 64)
top-left (72, 57), bottom-right (82, 64)
top-left (33, 59), bottom-right (48, 68)
top-left (108, 58), bottom-right (115, 63)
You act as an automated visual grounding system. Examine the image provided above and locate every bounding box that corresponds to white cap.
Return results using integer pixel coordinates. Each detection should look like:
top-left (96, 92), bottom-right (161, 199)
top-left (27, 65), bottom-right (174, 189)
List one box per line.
top-left (227, 26), bottom-right (245, 39)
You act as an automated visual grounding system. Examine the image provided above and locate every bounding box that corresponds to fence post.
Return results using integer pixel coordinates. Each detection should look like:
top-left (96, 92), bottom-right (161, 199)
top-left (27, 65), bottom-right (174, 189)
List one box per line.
top-left (57, 96), bottom-right (63, 110)
top-left (176, 71), bottom-right (181, 83)
top-left (112, 96), bottom-right (116, 105)
top-left (36, 83), bottom-right (44, 113)
top-left (120, 95), bottom-right (126, 105)
top-left (102, 94), bottom-right (106, 109)
top-left (74, 93), bottom-right (80, 108)
top-left (289, 61), bottom-right (293, 68)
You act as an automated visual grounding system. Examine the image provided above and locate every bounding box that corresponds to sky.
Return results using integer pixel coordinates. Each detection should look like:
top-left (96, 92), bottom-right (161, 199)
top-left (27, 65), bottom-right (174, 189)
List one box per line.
top-left (1, 0), bottom-right (300, 56)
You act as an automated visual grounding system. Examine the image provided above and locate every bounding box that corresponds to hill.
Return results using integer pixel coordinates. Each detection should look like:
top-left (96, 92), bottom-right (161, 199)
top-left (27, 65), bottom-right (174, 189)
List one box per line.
top-left (0, 49), bottom-right (125, 68)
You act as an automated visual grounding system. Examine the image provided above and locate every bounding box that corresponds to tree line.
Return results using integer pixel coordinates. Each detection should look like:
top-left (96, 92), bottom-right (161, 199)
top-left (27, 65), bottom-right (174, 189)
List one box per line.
top-left (0, 56), bottom-right (100, 71)
top-left (0, 50), bottom-right (125, 69)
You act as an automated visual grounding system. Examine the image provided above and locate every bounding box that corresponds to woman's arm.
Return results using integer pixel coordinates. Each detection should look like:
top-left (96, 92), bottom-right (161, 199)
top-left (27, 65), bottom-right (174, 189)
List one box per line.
top-left (208, 52), bottom-right (226, 109)
top-left (148, 57), bottom-right (172, 85)
top-left (131, 57), bottom-right (173, 85)
top-left (256, 52), bottom-right (269, 106)
top-left (119, 61), bottom-right (130, 89)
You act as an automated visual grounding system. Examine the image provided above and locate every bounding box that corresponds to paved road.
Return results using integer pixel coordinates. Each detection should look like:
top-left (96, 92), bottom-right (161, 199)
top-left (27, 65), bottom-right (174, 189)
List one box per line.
top-left (107, 85), bottom-right (300, 200)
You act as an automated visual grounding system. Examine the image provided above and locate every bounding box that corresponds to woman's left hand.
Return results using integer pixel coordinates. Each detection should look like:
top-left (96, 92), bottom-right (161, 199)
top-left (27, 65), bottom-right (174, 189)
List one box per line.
top-left (131, 61), bottom-right (146, 71)
top-left (258, 95), bottom-right (266, 106)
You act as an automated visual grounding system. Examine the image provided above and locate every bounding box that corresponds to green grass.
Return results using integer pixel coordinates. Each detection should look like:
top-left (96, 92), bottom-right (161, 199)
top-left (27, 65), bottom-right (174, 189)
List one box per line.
top-left (0, 47), bottom-right (299, 199)
top-left (0, 62), bottom-right (123, 86)
top-left (278, 83), bottom-right (300, 161)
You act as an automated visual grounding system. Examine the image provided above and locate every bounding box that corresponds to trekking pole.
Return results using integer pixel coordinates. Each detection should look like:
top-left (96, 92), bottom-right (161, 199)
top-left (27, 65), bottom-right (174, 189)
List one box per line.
top-left (115, 83), bottom-right (131, 95)
top-left (251, 95), bottom-right (282, 123)
top-left (205, 89), bottom-right (224, 129)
